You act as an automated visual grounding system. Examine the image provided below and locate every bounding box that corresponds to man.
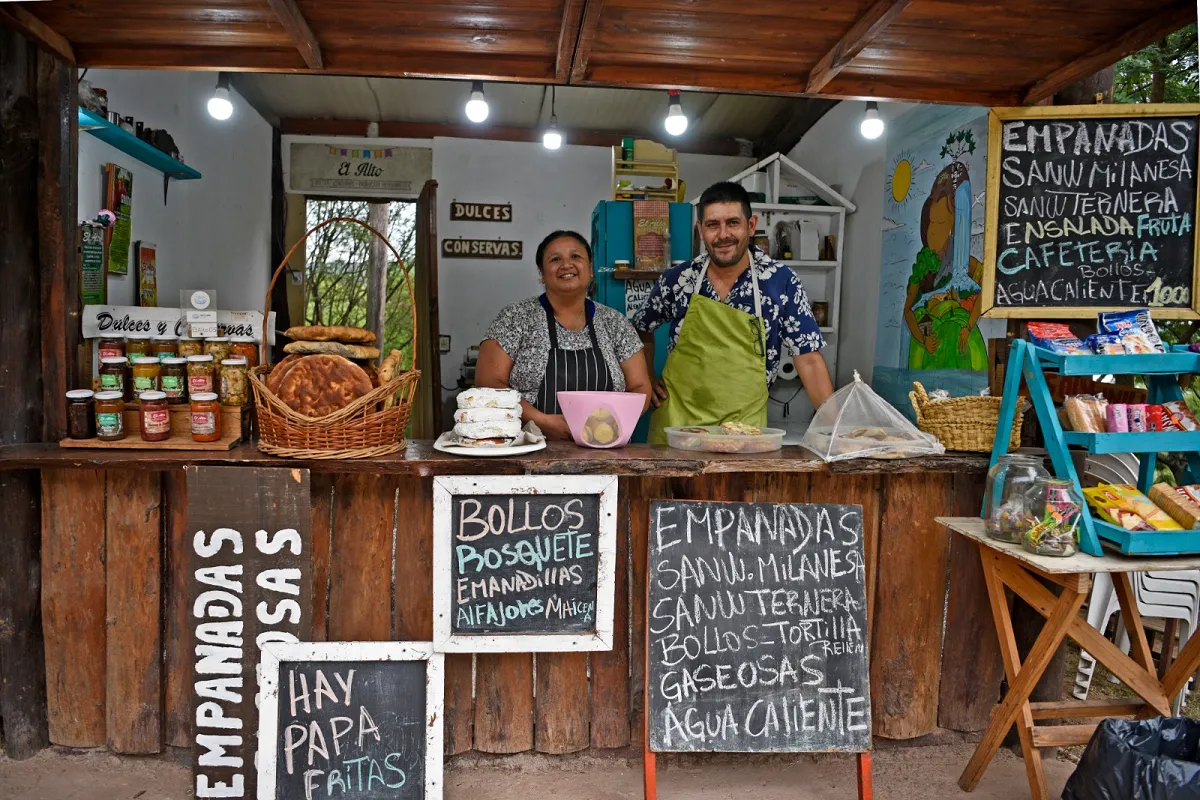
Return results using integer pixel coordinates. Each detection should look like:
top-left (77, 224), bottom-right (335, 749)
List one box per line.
top-left (634, 181), bottom-right (834, 444)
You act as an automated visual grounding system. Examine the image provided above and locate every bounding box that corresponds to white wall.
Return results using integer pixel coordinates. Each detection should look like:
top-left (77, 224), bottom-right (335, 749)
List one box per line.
top-left (788, 100), bottom-right (915, 387)
top-left (79, 70), bottom-right (272, 312)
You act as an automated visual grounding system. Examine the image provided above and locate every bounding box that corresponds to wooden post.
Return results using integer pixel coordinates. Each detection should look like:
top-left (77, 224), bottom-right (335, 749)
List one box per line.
top-left (0, 21), bottom-right (51, 760)
top-left (366, 201), bottom-right (388, 355)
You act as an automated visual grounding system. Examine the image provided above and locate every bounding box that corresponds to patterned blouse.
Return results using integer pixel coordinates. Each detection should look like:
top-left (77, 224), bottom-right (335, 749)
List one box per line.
top-left (485, 296), bottom-right (645, 406)
top-left (632, 246), bottom-right (825, 387)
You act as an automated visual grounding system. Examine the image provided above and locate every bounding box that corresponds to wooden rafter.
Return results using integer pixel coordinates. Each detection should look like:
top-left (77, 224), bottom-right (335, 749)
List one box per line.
top-left (1022, 2), bottom-right (1195, 104)
top-left (806, 0), bottom-right (913, 94)
top-left (753, 98), bottom-right (837, 159)
top-left (0, 6), bottom-right (74, 64)
top-left (569, 0), bottom-right (604, 83)
top-left (264, 0), bottom-right (323, 70)
top-left (556, 0), bottom-right (587, 83)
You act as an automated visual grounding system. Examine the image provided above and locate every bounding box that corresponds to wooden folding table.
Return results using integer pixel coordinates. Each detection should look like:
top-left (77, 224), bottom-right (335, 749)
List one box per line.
top-left (937, 517), bottom-right (1200, 800)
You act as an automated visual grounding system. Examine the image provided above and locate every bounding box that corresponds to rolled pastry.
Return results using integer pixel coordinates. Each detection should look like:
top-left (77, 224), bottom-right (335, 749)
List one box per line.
top-left (454, 419), bottom-right (523, 441)
top-left (457, 387), bottom-right (521, 409)
top-left (454, 406), bottom-right (522, 424)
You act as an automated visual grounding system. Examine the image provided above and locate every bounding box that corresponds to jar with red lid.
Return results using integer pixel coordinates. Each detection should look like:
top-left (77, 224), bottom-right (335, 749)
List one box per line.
top-left (190, 392), bottom-right (221, 442)
top-left (138, 391), bottom-right (171, 442)
top-left (98, 336), bottom-right (125, 361)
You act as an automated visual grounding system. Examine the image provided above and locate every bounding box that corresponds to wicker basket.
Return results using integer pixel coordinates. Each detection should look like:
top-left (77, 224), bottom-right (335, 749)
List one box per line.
top-left (909, 381), bottom-right (1025, 454)
top-left (251, 217), bottom-right (420, 459)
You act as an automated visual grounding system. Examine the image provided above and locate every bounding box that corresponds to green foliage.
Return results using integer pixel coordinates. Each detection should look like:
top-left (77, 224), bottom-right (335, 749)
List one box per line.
top-left (908, 247), bottom-right (941, 287)
top-left (1114, 25), bottom-right (1199, 104)
top-left (939, 129), bottom-right (976, 160)
top-left (304, 199), bottom-right (417, 366)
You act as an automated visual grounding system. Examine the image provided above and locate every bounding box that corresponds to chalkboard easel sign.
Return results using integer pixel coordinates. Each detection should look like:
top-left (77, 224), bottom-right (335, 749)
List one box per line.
top-left (432, 475), bottom-right (618, 653)
top-left (256, 642), bottom-right (444, 800)
top-left (982, 103), bottom-right (1200, 319)
top-left (643, 500), bottom-right (873, 799)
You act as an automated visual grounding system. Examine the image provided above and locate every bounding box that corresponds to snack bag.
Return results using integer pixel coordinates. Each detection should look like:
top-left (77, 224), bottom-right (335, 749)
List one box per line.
top-left (1164, 400), bottom-right (1200, 431)
top-left (1084, 484), bottom-right (1183, 531)
top-left (1063, 394), bottom-right (1108, 433)
top-left (1027, 322), bottom-right (1088, 354)
top-left (1149, 483), bottom-right (1200, 530)
top-left (1086, 333), bottom-right (1125, 355)
top-left (1097, 309), bottom-right (1166, 353)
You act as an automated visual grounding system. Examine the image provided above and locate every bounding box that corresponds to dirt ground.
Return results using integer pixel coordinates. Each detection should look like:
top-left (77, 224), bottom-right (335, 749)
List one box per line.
top-left (0, 742), bottom-right (1072, 800)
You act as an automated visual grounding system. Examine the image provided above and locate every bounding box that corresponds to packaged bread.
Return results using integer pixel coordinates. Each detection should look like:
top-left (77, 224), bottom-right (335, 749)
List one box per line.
top-left (1084, 484), bottom-right (1183, 532)
top-left (1149, 483), bottom-right (1200, 530)
top-left (457, 387), bottom-right (521, 410)
top-left (1064, 394), bottom-right (1108, 433)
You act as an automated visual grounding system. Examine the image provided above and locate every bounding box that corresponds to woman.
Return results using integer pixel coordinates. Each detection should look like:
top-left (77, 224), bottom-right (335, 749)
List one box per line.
top-left (476, 230), bottom-right (652, 440)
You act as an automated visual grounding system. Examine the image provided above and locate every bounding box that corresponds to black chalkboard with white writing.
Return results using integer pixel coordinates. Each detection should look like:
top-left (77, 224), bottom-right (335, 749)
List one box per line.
top-left (274, 660), bottom-right (426, 800)
top-left (647, 501), bottom-right (871, 753)
top-left (988, 111), bottom-right (1200, 314)
top-left (449, 493), bottom-right (600, 635)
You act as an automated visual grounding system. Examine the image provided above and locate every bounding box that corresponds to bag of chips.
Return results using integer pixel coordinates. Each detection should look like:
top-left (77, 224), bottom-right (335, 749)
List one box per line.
top-left (1097, 309), bottom-right (1166, 354)
top-left (1084, 484), bottom-right (1182, 531)
top-left (1028, 322), bottom-right (1088, 354)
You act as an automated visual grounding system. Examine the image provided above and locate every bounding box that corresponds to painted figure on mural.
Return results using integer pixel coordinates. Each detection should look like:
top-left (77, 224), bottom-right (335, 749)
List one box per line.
top-left (900, 130), bottom-right (987, 371)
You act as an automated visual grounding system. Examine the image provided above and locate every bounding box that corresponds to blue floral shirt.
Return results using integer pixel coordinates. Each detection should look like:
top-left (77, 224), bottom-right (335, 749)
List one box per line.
top-left (632, 247), bottom-right (825, 387)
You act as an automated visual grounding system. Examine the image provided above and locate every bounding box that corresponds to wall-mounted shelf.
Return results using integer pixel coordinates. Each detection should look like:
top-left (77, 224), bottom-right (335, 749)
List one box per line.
top-left (752, 203), bottom-right (840, 215)
top-left (780, 259), bottom-right (838, 270)
top-left (611, 269), bottom-right (665, 280)
top-left (78, 107), bottom-right (201, 181)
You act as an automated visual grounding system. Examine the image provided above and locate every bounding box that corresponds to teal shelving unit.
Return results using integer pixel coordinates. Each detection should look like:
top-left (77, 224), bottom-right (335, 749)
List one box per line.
top-left (78, 107), bottom-right (200, 199)
top-left (991, 339), bottom-right (1200, 557)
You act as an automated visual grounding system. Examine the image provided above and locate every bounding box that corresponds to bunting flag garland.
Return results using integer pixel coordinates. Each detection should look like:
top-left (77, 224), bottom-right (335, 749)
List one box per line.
top-left (328, 147), bottom-right (395, 158)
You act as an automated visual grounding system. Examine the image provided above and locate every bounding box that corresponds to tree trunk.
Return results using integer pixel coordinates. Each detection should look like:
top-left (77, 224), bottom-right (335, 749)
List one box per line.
top-left (1150, 39), bottom-right (1168, 103)
top-left (366, 202), bottom-right (388, 359)
top-left (1054, 66), bottom-right (1114, 105)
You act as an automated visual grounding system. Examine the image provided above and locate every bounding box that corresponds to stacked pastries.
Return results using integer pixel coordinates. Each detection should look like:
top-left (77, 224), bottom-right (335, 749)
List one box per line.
top-left (455, 388), bottom-right (522, 446)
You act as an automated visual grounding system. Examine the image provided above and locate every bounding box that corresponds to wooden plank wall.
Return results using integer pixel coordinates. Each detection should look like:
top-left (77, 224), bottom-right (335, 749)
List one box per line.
top-left (36, 467), bottom-right (990, 755)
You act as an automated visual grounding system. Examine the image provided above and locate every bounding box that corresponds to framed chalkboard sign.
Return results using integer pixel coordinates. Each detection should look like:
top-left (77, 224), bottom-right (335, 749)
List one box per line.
top-left (432, 475), bottom-right (618, 652)
top-left (256, 642), bottom-right (444, 800)
top-left (982, 104), bottom-right (1200, 319)
top-left (646, 500), bottom-right (871, 754)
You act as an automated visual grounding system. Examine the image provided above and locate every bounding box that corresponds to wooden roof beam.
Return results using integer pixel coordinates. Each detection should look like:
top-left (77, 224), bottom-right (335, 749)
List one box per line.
top-left (556, 0), bottom-right (587, 83)
top-left (265, 0), bottom-right (323, 70)
top-left (569, 0), bottom-right (604, 83)
top-left (1022, 2), bottom-right (1195, 104)
top-left (753, 98), bottom-right (838, 159)
top-left (806, 0), bottom-right (913, 94)
top-left (0, 6), bottom-right (74, 64)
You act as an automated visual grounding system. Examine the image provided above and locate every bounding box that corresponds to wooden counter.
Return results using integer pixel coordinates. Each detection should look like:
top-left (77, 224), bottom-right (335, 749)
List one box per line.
top-left (5, 442), bottom-right (1002, 759)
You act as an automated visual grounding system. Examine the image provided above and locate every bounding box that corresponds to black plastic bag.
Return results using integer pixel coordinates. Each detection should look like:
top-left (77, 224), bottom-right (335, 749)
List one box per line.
top-left (1063, 717), bottom-right (1200, 800)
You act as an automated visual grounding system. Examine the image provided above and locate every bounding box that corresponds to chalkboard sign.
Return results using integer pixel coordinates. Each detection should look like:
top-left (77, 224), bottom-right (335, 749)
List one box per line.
top-left (257, 642), bottom-right (444, 800)
top-left (432, 475), bottom-right (618, 652)
top-left (647, 501), bottom-right (871, 753)
top-left (983, 104), bottom-right (1200, 318)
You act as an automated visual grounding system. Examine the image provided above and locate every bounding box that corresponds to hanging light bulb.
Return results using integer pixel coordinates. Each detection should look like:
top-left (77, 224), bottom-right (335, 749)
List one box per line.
top-left (860, 101), bottom-right (884, 139)
top-left (664, 89), bottom-right (687, 136)
top-left (542, 87), bottom-right (562, 149)
top-left (465, 81), bottom-right (489, 123)
top-left (207, 73), bottom-right (233, 121)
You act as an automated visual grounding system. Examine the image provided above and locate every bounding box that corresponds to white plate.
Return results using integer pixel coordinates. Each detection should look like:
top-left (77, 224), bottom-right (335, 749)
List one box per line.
top-left (433, 439), bottom-right (547, 457)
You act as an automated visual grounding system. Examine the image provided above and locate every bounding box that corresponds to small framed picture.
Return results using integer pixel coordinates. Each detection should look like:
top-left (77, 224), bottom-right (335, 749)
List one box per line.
top-left (812, 301), bottom-right (829, 327)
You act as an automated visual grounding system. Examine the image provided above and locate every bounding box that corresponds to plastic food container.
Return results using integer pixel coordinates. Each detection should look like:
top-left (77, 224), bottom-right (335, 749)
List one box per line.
top-left (665, 425), bottom-right (785, 453)
top-left (558, 391), bottom-right (645, 448)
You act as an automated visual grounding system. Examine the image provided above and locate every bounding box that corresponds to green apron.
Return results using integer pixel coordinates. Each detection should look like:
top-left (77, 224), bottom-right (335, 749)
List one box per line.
top-left (648, 261), bottom-right (768, 445)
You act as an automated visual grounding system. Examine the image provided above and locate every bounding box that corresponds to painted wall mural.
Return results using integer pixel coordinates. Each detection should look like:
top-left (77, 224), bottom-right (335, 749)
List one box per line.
top-left (874, 106), bottom-right (1005, 416)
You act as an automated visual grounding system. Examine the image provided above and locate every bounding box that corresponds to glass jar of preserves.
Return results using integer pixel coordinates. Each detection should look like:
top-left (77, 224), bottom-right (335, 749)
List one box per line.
top-left (230, 336), bottom-right (259, 368)
top-left (983, 453), bottom-right (1051, 544)
top-left (219, 358), bottom-right (249, 406)
top-left (66, 389), bottom-right (96, 439)
top-left (1021, 478), bottom-right (1083, 558)
top-left (187, 355), bottom-right (215, 397)
top-left (160, 357), bottom-right (188, 404)
top-left (94, 391), bottom-right (125, 441)
top-left (99, 356), bottom-right (129, 399)
top-left (138, 391), bottom-right (171, 442)
top-left (131, 357), bottom-right (161, 395)
top-left (204, 336), bottom-right (232, 364)
top-left (98, 336), bottom-right (125, 361)
top-left (125, 335), bottom-right (153, 360)
top-left (153, 336), bottom-right (179, 361)
top-left (190, 392), bottom-right (221, 442)
top-left (179, 337), bottom-right (204, 358)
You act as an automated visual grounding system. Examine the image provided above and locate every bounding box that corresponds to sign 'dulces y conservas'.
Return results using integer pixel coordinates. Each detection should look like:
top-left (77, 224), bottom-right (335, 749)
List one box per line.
top-left (983, 104), bottom-right (1200, 318)
top-left (432, 475), bottom-right (618, 652)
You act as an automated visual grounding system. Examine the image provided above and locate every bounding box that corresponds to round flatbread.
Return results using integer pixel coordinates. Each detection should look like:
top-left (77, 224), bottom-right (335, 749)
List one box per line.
top-left (283, 341), bottom-right (381, 360)
top-left (273, 354), bottom-right (373, 418)
top-left (457, 387), bottom-right (520, 410)
top-left (454, 407), bottom-right (522, 424)
top-left (455, 419), bottom-right (522, 441)
top-left (265, 354), bottom-right (304, 395)
top-left (284, 325), bottom-right (377, 344)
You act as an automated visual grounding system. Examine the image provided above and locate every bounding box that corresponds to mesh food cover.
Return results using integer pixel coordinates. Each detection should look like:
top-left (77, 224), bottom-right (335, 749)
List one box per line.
top-left (799, 371), bottom-right (945, 462)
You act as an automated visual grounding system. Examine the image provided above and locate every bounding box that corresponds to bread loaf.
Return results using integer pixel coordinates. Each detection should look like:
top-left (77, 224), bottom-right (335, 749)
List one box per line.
top-left (273, 354), bottom-right (373, 417)
top-left (284, 325), bottom-right (377, 343)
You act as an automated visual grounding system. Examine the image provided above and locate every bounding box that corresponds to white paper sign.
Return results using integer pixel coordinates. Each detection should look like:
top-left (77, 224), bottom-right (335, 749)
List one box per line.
top-left (82, 305), bottom-right (276, 344)
top-left (624, 280), bottom-right (654, 321)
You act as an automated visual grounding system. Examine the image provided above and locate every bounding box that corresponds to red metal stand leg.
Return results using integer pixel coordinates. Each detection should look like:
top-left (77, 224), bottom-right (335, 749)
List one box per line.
top-left (857, 752), bottom-right (873, 800)
top-left (643, 743), bottom-right (657, 800)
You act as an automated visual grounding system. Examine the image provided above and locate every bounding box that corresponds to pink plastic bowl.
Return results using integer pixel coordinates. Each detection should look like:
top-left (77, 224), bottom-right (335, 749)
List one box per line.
top-left (557, 391), bottom-right (646, 448)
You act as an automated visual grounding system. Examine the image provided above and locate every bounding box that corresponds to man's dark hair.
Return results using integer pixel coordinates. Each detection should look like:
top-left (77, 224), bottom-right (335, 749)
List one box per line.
top-left (697, 181), bottom-right (753, 222)
top-left (535, 230), bottom-right (592, 272)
